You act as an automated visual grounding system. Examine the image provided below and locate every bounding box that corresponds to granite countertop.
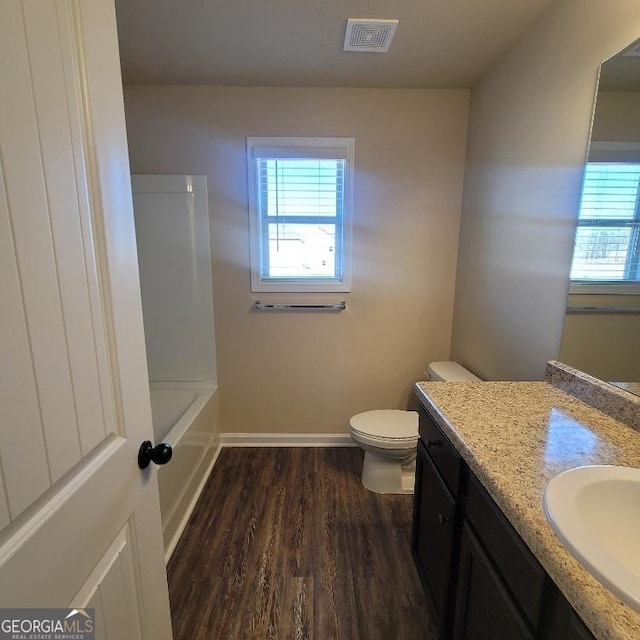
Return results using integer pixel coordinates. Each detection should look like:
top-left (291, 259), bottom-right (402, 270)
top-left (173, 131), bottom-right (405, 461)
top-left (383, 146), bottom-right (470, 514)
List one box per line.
top-left (611, 381), bottom-right (640, 397)
top-left (414, 372), bottom-right (640, 640)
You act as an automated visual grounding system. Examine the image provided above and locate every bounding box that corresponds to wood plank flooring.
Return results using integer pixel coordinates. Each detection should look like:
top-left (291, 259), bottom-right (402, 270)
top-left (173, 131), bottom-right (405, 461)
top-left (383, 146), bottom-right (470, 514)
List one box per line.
top-left (167, 447), bottom-right (437, 640)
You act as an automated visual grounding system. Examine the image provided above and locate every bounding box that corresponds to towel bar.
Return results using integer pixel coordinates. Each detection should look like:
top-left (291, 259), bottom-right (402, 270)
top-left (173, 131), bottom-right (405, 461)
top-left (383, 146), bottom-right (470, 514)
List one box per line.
top-left (566, 305), bottom-right (640, 314)
top-left (253, 300), bottom-right (346, 311)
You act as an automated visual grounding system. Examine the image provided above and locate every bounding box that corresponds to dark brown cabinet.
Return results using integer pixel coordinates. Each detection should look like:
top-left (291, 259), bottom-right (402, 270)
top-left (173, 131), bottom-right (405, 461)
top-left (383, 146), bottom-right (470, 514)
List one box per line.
top-left (465, 474), bottom-right (546, 628)
top-left (541, 588), bottom-right (597, 640)
top-left (453, 523), bottom-right (533, 640)
top-left (412, 402), bottom-right (596, 640)
top-left (563, 613), bottom-right (596, 640)
top-left (412, 406), bottom-right (466, 637)
top-left (413, 439), bottom-right (459, 634)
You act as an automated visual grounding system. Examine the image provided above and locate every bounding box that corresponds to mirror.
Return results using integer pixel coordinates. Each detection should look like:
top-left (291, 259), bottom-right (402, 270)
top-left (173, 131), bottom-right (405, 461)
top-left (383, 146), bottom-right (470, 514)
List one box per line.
top-left (559, 38), bottom-right (640, 396)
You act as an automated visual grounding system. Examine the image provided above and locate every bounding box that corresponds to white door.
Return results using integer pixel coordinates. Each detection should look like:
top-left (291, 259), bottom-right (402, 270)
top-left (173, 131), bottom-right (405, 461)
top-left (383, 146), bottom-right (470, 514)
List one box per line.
top-left (0, 1), bottom-right (173, 638)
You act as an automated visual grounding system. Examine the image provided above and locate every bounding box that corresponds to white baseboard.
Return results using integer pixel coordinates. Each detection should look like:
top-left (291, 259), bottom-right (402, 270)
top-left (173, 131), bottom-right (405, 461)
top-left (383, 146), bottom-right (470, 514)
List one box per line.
top-left (219, 433), bottom-right (356, 447)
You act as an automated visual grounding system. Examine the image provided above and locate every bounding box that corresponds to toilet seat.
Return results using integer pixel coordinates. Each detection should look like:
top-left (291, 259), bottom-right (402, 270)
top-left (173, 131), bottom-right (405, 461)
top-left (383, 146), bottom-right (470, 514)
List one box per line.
top-left (350, 428), bottom-right (417, 450)
top-left (350, 410), bottom-right (418, 449)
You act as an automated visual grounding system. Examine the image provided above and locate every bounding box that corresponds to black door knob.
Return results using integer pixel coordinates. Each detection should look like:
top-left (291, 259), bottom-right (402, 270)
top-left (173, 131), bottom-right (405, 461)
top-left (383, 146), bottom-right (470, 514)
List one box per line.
top-left (138, 440), bottom-right (173, 469)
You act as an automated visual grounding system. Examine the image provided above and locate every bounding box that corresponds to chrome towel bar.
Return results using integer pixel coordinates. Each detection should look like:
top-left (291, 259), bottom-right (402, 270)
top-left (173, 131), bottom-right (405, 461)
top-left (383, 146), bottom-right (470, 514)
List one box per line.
top-left (253, 300), bottom-right (346, 311)
top-left (566, 305), bottom-right (640, 314)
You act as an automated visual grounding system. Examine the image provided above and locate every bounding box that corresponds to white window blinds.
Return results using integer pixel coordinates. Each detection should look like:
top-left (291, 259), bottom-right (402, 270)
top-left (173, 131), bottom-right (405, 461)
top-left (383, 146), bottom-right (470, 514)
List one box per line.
top-left (257, 158), bottom-right (344, 279)
top-left (570, 162), bottom-right (640, 282)
top-left (247, 137), bottom-right (354, 293)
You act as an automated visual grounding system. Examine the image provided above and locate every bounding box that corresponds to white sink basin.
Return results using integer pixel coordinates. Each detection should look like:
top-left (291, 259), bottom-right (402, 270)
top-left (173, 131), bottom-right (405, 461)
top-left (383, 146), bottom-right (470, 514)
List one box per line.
top-left (543, 465), bottom-right (640, 612)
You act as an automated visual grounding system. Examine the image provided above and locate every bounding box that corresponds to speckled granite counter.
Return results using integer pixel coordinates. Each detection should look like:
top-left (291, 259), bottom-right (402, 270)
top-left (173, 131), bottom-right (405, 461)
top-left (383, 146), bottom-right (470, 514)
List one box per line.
top-left (612, 381), bottom-right (640, 397)
top-left (414, 366), bottom-right (640, 640)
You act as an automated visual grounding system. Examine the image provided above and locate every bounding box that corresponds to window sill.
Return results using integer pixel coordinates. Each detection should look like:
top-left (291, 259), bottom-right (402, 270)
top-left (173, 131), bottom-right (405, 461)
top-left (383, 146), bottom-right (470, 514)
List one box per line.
top-left (569, 282), bottom-right (640, 295)
top-left (250, 278), bottom-right (352, 293)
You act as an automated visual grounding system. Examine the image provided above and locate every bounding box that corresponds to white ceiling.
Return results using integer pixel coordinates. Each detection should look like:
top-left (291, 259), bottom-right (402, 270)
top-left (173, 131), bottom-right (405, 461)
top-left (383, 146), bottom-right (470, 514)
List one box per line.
top-left (115, 0), bottom-right (558, 88)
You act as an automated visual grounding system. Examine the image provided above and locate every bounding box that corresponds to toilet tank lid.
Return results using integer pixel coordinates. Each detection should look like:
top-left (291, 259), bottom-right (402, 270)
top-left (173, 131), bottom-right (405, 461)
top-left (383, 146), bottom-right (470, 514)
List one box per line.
top-left (427, 361), bottom-right (481, 381)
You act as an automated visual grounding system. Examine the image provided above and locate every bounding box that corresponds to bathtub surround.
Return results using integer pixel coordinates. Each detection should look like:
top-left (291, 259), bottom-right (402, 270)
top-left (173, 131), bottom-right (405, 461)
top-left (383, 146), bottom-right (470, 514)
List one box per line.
top-left (151, 383), bottom-right (220, 561)
top-left (132, 175), bottom-right (217, 384)
top-left (131, 174), bottom-right (220, 559)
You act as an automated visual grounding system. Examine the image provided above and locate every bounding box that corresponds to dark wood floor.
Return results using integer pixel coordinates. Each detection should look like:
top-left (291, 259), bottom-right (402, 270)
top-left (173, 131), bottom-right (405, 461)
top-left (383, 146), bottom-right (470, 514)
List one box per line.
top-left (167, 447), bottom-right (437, 640)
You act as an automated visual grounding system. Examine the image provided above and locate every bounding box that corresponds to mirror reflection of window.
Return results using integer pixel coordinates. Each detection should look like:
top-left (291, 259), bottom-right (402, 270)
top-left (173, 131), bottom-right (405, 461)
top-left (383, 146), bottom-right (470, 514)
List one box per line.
top-left (560, 37), bottom-right (640, 392)
top-left (571, 159), bottom-right (640, 282)
top-left (569, 39), bottom-right (640, 288)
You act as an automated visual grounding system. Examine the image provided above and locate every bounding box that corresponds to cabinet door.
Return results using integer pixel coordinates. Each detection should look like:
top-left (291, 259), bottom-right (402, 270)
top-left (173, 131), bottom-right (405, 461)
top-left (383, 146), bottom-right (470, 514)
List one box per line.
top-left (565, 613), bottom-right (596, 640)
top-left (466, 473), bottom-right (545, 628)
top-left (541, 590), bottom-right (596, 640)
top-left (453, 524), bottom-right (533, 640)
top-left (413, 439), bottom-right (457, 631)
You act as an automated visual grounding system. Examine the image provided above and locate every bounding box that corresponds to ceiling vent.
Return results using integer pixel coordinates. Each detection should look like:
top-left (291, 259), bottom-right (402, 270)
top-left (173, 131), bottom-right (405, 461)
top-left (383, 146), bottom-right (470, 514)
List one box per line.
top-left (343, 18), bottom-right (399, 53)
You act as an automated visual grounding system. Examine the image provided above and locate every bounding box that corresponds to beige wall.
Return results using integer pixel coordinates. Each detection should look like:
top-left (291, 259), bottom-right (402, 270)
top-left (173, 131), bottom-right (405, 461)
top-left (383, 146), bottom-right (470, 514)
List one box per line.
top-left (558, 89), bottom-right (640, 385)
top-left (124, 87), bottom-right (469, 434)
top-left (451, 0), bottom-right (640, 381)
top-left (591, 92), bottom-right (640, 142)
top-left (560, 295), bottom-right (640, 382)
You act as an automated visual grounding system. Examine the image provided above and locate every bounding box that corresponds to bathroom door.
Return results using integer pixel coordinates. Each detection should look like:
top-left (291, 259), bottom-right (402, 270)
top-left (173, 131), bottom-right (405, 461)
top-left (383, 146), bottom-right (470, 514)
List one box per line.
top-left (0, 1), bottom-right (172, 638)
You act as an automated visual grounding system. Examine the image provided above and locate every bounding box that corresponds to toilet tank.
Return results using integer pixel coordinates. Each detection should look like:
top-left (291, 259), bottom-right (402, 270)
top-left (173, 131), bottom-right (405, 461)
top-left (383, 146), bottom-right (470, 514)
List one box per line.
top-left (426, 361), bottom-right (481, 381)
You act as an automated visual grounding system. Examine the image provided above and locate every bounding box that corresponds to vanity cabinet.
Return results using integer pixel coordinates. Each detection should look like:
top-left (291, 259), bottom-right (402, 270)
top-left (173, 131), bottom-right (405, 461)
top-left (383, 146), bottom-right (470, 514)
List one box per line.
top-left (453, 522), bottom-right (533, 640)
top-left (413, 403), bottom-right (596, 640)
top-left (454, 474), bottom-right (543, 640)
top-left (541, 590), bottom-right (597, 640)
top-left (412, 409), bottom-right (465, 637)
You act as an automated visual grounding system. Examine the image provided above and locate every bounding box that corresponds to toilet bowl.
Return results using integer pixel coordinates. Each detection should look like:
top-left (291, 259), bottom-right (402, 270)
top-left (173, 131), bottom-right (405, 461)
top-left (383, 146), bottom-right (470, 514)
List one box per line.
top-left (350, 361), bottom-right (480, 494)
top-left (350, 410), bottom-right (419, 494)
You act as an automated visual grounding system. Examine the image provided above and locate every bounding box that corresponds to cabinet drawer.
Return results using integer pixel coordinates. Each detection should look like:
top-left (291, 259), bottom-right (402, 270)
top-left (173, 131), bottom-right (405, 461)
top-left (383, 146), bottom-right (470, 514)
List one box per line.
top-left (418, 405), bottom-right (462, 497)
top-left (465, 473), bottom-right (546, 629)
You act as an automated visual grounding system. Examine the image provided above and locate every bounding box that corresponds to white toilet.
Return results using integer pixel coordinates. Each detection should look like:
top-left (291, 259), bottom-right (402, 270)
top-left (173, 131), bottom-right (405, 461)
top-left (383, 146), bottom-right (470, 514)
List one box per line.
top-left (349, 361), bottom-right (480, 494)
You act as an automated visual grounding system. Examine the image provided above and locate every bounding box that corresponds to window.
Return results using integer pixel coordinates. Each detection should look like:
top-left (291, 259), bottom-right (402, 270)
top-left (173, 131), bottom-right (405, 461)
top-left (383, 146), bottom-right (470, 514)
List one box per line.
top-left (247, 137), bottom-right (354, 292)
top-left (570, 143), bottom-right (640, 291)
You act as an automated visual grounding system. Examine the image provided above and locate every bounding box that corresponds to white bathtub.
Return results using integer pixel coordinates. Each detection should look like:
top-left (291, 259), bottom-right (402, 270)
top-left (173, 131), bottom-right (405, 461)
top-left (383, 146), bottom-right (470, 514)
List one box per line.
top-left (149, 381), bottom-right (220, 562)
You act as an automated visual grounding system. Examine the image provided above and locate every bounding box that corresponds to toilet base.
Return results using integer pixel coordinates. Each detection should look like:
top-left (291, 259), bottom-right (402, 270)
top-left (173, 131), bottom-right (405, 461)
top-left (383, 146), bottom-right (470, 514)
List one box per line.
top-left (361, 450), bottom-right (416, 494)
